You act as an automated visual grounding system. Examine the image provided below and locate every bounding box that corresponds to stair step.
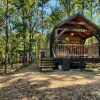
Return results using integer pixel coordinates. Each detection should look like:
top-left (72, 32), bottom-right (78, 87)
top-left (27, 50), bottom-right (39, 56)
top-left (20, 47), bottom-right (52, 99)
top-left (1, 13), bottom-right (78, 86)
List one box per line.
top-left (41, 67), bottom-right (53, 71)
top-left (39, 57), bottom-right (55, 68)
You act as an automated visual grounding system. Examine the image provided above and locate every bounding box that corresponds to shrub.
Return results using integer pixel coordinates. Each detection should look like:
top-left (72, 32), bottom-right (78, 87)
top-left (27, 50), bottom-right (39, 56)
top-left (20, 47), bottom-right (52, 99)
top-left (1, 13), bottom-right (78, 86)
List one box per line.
top-left (21, 62), bottom-right (30, 68)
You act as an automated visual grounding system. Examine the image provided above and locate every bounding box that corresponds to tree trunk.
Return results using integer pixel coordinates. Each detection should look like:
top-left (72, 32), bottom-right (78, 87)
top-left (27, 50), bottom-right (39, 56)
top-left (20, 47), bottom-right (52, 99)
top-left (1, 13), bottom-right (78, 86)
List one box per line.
top-left (29, 24), bottom-right (32, 62)
top-left (41, 1), bottom-right (44, 47)
top-left (9, 13), bottom-right (13, 68)
top-left (5, 0), bottom-right (9, 74)
top-left (91, 0), bottom-right (93, 20)
top-left (82, 1), bottom-right (84, 13)
top-left (22, 11), bottom-right (26, 64)
top-left (29, 36), bottom-right (31, 62)
top-left (10, 42), bottom-right (13, 68)
top-left (68, 0), bottom-right (71, 17)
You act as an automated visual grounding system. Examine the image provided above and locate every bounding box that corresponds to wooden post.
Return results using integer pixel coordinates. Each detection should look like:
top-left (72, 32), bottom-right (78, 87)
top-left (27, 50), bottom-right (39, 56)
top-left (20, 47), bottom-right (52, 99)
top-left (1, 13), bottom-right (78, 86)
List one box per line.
top-left (50, 37), bottom-right (53, 57)
top-left (99, 42), bottom-right (100, 57)
top-left (62, 58), bottom-right (70, 71)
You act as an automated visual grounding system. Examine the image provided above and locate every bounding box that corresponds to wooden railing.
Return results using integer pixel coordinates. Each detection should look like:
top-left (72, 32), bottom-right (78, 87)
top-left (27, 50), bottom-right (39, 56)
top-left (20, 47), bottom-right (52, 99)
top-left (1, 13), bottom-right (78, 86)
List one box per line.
top-left (53, 44), bottom-right (99, 58)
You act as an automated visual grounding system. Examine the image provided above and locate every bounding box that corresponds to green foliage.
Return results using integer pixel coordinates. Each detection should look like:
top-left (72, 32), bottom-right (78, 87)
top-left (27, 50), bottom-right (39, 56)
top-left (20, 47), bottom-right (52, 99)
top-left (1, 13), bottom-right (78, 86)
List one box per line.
top-left (57, 0), bottom-right (99, 18)
top-left (21, 62), bottom-right (30, 68)
top-left (97, 66), bottom-right (100, 70)
top-left (0, 0), bottom-right (100, 74)
top-left (80, 68), bottom-right (94, 72)
top-left (85, 36), bottom-right (98, 45)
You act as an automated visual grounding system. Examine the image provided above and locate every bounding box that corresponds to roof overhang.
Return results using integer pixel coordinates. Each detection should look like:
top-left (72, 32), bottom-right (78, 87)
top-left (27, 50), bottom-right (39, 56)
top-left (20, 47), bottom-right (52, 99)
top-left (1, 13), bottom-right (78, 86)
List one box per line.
top-left (50, 13), bottom-right (100, 41)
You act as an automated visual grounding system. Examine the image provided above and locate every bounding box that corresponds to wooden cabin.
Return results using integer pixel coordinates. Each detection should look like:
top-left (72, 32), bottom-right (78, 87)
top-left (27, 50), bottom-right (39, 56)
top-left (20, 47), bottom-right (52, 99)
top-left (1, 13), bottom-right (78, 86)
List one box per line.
top-left (40, 13), bottom-right (100, 71)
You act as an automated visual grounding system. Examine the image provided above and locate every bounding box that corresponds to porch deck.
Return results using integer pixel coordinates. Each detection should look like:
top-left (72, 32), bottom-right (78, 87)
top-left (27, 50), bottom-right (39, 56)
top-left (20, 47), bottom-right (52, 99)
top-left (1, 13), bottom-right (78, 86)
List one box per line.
top-left (40, 44), bottom-right (100, 71)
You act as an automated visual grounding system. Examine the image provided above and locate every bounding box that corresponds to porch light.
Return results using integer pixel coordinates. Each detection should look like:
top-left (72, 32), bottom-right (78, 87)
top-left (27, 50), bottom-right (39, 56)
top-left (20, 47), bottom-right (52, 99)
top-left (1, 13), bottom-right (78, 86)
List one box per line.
top-left (71, 33), bottom-right (74, 36)
top-left (66, 37), bottom-right (69, 40)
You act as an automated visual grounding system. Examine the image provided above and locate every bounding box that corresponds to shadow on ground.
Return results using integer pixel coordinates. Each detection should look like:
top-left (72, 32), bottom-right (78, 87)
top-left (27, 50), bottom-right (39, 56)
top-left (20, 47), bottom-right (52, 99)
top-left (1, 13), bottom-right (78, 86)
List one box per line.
top-left (0, 62), bottom-right (100, 100)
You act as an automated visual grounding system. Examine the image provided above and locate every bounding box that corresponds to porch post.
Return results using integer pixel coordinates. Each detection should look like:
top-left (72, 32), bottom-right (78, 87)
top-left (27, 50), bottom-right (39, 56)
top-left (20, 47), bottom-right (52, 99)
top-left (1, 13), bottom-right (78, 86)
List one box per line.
top-left (62, 58), bottom-right (70, 71)
top-left (49, 33), bottom-right (54, 57)
top-left (50, 38), bottom-right (53, 57)
top-left (99, 41), bottom-right (100, 57)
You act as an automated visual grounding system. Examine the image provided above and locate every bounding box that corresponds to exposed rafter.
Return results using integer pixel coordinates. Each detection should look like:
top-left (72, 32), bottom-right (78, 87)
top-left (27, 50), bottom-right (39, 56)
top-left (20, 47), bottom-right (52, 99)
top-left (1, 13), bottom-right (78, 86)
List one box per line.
top-left (66, 21), bottom-right (90, 25)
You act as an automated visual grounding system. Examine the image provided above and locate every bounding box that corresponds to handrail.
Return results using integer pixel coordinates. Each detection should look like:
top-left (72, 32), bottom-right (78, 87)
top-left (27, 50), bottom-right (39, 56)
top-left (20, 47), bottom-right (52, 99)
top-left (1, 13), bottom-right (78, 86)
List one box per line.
top-left (53, 44), bottom-right (99, 58)
top-left (58, 44), bottom-right (99, 46)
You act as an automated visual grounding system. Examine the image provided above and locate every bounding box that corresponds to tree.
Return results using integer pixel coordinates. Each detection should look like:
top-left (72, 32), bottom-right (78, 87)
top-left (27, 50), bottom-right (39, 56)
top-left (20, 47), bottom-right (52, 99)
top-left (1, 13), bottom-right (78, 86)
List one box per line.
top-left (5, 0), bottom-right (9, 74)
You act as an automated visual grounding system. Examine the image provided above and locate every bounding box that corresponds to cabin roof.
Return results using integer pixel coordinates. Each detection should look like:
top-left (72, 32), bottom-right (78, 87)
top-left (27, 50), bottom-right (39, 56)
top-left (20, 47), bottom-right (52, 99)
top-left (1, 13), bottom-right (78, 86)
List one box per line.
top-left (50, 12), bottom-right (100, 41)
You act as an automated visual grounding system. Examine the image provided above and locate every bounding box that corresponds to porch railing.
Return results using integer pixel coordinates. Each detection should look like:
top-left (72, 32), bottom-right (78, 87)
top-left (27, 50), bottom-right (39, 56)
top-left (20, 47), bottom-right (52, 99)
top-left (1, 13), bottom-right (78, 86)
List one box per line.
top-left (53, 44), bottom-right (99, 58)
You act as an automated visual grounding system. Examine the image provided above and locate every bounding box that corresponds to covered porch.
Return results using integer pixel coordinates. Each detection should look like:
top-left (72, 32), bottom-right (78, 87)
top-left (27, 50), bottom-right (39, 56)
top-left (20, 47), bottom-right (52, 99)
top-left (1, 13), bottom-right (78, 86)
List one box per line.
top-left (50, 13), bottom-right (100, 58)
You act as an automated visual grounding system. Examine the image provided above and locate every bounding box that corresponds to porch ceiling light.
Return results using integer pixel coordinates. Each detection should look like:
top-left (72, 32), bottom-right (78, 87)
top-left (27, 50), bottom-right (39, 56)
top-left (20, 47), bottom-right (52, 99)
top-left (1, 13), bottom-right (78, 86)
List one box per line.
top-left (71, 33), bottom-right (74, 36)
top-left (66, 37), bottom-right (69, 40)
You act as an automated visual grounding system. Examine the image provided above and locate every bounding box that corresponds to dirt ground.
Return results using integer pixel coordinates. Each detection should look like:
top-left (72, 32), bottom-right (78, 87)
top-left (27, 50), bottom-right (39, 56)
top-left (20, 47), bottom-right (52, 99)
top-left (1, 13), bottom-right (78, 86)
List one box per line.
top-left (0, 63), bottom-right (100, 100)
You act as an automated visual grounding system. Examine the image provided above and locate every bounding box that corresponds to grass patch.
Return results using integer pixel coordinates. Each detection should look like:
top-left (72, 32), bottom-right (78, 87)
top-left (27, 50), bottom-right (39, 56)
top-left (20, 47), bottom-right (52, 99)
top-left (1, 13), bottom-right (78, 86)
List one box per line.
top-left (21, 62), bottom-right (30, 68)
top-left (80, 68), bottom-right (94, 72)
top-left (95, 66), bottom-right (100, 70)
top-left (14, 62), bottom-right (32, 72)
top-left (0, 62), bottom-right (33, 75)
top-left (0, 64), bottom-right (23, 75)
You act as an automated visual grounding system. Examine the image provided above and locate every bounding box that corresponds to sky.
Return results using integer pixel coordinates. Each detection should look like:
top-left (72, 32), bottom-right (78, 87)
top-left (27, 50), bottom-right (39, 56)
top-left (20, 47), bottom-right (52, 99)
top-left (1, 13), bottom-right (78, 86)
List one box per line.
top-left (44, 0), bottom-right (56, 14)
top-left (50, 0), bottom-right (56, 6)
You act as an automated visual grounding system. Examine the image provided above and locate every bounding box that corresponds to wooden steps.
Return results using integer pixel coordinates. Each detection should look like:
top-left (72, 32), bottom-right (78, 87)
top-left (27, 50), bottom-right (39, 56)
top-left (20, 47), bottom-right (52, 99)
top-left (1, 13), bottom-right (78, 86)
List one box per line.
top-left (39, 57), bottom-right (55, 71)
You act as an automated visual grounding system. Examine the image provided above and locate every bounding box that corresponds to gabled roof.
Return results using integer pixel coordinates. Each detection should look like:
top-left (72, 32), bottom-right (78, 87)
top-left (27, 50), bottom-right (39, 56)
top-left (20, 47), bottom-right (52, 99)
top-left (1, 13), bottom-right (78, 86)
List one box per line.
top-left (55, 12), bottom-right (100, 31)
top-left (50, 12), bottom-right (100, 41)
